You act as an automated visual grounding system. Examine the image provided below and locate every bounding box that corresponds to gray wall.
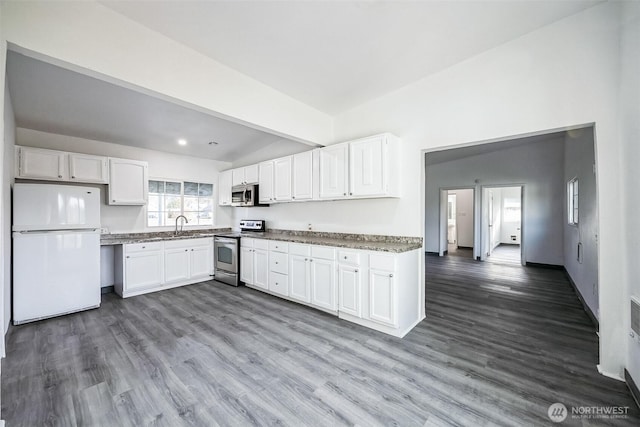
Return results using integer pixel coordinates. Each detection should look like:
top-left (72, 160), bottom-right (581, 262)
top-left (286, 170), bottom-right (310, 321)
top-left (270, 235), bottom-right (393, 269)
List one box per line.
top-left (3, 81), bottom-right (15, 332)
top-left (425, 136), bottom-right (565, 265)
top-left (564, 130), bottom-right (598, 317)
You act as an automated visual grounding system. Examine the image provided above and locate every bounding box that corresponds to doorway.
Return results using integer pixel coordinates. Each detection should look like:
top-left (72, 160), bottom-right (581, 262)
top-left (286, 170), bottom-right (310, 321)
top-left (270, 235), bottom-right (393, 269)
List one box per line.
top-left (481, 185), bottom-right (523, 265)
top-left (439, 188), bottom-right (474, 258)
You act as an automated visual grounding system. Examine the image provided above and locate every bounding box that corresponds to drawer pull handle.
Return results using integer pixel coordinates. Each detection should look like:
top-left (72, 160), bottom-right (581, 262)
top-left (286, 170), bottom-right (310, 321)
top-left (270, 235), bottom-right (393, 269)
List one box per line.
top-left (310, 259), bottom-right (313, 262)
top-left (305, 258), bottom-right (308, 261)
top-left (355, 269), bottom-right (359, 273)
top-left (344, 256), bottom-right (347, 259)
top-left (126, 256), bottom-right (130, 259)
top-left (185, 249), bottom-right (188, 252)
top-left (389, 274), bottom-right (394, 278)
top-left (275, 261), bottom-right (278, 264)
top-left (142, 246), bottom-right (146, 249)
top-left (58, 175), bottom-right (63, 178)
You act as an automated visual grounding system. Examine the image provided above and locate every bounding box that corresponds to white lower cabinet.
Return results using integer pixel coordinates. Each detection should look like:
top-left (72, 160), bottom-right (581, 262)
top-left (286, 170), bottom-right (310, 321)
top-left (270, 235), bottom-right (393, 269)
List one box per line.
top-left (338, 264), bottom-right (361, 317)
top-left (115, 238), bottom-right (213, 298)
top-left (289, 254), bottom-right (310, 303)
top-left (253, 248), bottom-right (269, 290)
top-left (240, 247), bottom-right (255, 285)
top-left (368, 268), bottom-right (396, 327)
top-left (310, 257), bottom-right (336, 311)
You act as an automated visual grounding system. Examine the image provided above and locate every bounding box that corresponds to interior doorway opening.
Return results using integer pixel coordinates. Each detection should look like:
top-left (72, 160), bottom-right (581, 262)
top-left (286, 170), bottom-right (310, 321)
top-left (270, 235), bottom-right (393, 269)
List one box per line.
top-left (439, 188), bottom-right (474, 258)
top-left (482, 185), bottom-right (523, 265)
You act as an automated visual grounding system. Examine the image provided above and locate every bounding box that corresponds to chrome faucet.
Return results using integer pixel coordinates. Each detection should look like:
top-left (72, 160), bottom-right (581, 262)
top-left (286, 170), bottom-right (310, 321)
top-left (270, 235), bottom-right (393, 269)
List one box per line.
top-left (174, 215), bottom-right (188, 236)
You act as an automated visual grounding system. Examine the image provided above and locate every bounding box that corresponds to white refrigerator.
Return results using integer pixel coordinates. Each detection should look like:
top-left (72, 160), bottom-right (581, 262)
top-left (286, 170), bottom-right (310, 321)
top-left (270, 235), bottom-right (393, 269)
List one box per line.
top-left (13, 183), bottom-right (101, 324)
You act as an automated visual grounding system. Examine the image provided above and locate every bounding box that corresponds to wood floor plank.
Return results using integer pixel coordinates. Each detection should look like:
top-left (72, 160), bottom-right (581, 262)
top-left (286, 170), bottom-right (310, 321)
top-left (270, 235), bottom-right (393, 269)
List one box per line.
top-left (2, 254), bottom-right (639, 426)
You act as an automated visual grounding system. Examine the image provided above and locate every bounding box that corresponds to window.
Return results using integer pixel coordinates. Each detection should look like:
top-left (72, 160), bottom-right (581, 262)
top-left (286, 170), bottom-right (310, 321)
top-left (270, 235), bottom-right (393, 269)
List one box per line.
top-left (147, 180), bottom-right (214, 227)
top-left (503, 198), bottom-right (521, 222)
top-left (568, 178), bottom-right (579, 225)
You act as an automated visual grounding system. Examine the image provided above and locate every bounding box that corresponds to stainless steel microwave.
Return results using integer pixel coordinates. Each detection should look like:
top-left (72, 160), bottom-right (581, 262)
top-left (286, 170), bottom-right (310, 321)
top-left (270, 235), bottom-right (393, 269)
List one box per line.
top-left (231, 184), bottom-right (265, 207)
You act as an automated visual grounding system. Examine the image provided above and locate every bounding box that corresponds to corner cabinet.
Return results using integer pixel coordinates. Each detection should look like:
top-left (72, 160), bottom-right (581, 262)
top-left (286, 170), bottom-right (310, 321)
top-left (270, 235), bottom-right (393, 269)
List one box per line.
top-left (108, 158), bottom-right (148, 205)
top-left (115, 238), bottom-right (213, 298)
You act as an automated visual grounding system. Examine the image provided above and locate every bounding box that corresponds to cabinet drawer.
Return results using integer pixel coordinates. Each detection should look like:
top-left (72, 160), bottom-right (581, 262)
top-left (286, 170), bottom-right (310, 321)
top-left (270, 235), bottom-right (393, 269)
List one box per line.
top-left (269, 271), bottom-right (289, 296)
top-left (269, 241), bottom-right (289, 253)
top-left (369, 253), bottom-right (395, 271)
top-left (289, 243), bottom-right (311, 257)
top-left (253, 239), bottom-right (269, 250)
top-left (338, 250), bottom-right (360, 265)
top-left (241, 237), bottom-right (254, 248)
top-left (270, 251), bottom-right (288, 274)
top-left (312, 246), bottom-right (335, 261)
top-left (125, 242), bottom-right (163, 253)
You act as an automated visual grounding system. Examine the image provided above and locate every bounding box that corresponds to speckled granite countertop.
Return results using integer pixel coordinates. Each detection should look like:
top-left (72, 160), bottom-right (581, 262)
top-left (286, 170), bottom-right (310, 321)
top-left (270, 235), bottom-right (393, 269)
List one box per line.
top-left (101, 228), bottom-right (422, 253)
top-left (100, 228), bottom-right (231, 245)
top-left (242, 230), bottom-right (422, 253)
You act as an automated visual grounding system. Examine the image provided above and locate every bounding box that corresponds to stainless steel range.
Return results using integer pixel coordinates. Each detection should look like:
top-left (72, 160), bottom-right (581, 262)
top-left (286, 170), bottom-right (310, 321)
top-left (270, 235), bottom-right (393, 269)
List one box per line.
top-left (213, 220), bottom-right (265, 287)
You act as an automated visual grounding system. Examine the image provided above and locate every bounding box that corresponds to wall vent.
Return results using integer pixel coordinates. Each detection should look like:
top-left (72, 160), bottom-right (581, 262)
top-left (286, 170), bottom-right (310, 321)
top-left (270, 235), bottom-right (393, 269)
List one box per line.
top-left (632, 296), bottom-right (640, 336)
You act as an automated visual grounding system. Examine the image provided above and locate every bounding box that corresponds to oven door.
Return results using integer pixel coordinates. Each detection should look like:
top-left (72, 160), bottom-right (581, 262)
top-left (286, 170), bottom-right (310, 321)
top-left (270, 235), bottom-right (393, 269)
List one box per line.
top-left (214, 237), bottom-right (238, 273)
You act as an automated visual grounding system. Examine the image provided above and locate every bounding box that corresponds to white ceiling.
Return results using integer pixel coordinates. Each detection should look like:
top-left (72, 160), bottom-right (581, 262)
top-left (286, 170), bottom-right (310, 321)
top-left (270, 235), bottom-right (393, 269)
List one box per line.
top-left (6, 51), bottom-right (312, 162)
top-left (101, 0), bottom-right (601, 115)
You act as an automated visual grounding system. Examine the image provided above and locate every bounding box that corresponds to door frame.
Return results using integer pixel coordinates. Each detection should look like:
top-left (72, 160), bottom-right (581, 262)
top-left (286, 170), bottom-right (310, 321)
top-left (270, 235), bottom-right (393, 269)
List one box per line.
top-left (480, 184), bottom-right (525, 265)
top-left (438, 186), bottom-right (475, 256)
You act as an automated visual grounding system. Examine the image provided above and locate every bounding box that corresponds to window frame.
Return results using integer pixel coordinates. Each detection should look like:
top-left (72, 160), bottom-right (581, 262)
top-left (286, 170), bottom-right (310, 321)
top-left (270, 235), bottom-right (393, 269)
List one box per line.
top-left (146, 178), bottom-right (215, 228)
top-left (567, 177), bottom-right (579, 226)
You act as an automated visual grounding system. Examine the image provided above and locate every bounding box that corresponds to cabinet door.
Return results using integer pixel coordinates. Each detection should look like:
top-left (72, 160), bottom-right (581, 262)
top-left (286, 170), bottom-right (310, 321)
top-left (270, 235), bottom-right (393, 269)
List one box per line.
top-left (125, 251), bottom-right (163, 291)
top-left (311, 258), bottom-right (336, 311)
top-left (273, 157), bottom-right (292, 202)
top-left (164, 248), bottom-right (191, 283)
top-left (69, 153), bottom-right (108, 183)
top-left (292, 151), bottom-right (313, 201)
top-left (319, 144), bottom-right (348, 199)
top-left (244, 164), bottom-right (259, 184)
top-left (240, 247), bottom-right (254, 285)
top-left (253, 248), bottom-right (269, 290)
top-left (338, 264), bottom-right (361, 317)
top-left (218, 170), bottom-right (233, 206)
top-left (108, 158), bottom-right (148, 205)
top-left (190, 245), bottom-right (212, 279)
top-left (18, 147), bottom-right (66, 181)
top-left (368, 269), bottom-right (397, 327)
top-left (232, 168), bottom-right (245, 186)
top-left (350, 136), bottom-right (385, 197)
top-left (289, 255), bottom-right (310, 303)
top-left (258, 161), bottom-right (274, 203)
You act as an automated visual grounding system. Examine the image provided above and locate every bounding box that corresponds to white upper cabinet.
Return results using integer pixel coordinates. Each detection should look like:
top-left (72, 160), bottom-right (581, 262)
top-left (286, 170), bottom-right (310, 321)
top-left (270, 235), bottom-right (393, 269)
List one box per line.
top-left (319, 143), bottom-right (349, 199)
top-left (108, 158), bottom-right (148, 205)
top-left (17, 146), bottom-right (108, 184)
top-left (69, 153), bottom-right (108, 184)
top-left (273, 156), bottom-right (292, 202)
top-left (349, 136), bottom-right (386, 197)
top-left (258, 161), bottom-right (274, 203)
top-left (218, 170), bottom-right (233, 206)
top-left (292, 151), bottom-right (313, 201)
top-left (232, 164), bottom-right (259, 186)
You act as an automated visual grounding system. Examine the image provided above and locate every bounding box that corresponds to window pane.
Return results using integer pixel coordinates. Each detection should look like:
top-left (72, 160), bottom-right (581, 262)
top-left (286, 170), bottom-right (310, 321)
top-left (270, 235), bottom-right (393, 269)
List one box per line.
top-left (184, 181), bottom-right (199, 196)
top-left (199, 183), bottom-right (213, 197)
top-left (165, 181), bottom-right (182, 195)
top-left (184, 196), bottom-right (199, 212)
top-left (183, 211), bottom-right (199, 224)
top-left (147, 194), bottom-right (161, 211)
top-left (147, 211), bottom-right (161, 227)
top-left (165, 195), bottom-right (181, 212)
top-left (149, 180), bottom-right (163, 194)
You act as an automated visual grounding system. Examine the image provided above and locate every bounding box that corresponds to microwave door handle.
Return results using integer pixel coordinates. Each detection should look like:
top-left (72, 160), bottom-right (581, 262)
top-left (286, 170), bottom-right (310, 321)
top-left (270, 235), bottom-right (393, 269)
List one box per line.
top-left (243, 186), bottom-right (247, 205)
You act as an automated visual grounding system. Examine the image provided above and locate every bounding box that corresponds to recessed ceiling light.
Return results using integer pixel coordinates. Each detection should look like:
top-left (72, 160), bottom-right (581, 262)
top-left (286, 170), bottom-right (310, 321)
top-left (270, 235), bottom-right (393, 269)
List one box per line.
top-left (178, 139), bottom-right (187, 146)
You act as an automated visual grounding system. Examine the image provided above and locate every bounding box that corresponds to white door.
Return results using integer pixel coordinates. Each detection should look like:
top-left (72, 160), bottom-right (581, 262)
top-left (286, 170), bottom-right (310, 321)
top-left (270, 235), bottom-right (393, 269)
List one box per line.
top-left (125, 251), bottom-right (163, 291)
top-left (18, 146), bottom-right (66, 181)
top-left (311, 258), bottom-right (336, 311)
top-left (319, 144), bottom-right (348, 199)
top-left (273, 157), bottom-right (292, 202)
top-left (69, 153), bottom-right (108, 183)
top-left (244, 164), bottom-right (259, 184)
top-left (108, 158), bottom-right (148, 205)
top-left (190, 245), bottom-right (212, 279)
top-left (253, 248), bottom-right (269, 290)
top-left (368, 269), bottom-right (396, 327)
top-left (350, 136), bottom-right (385, 197)
top-left (338, 264), bottom-right (361, 317)
top-left (292, 151), bottom-right (313, 201)
top-left (218, 170), bottom-right (233, 206)
top-left (240, 247), bottom-right (254, 285)
top-left (164, 248), bottom-right (190, 283)
top-left (289, 255), bottom-right (310, 303)
top-left (258, 161), bottom-right (274, 203)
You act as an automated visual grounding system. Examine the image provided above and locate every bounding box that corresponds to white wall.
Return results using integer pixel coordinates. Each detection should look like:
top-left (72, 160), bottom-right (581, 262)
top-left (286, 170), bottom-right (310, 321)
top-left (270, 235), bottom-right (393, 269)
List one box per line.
top-left (449, 189), bottom-right (473, 247)
top-left (619, 0), bottom-right (640, 391)
top-left (499, 187), bottom-right (521, 245)
top-left (2, 83), bottom-right (15, 333)
top-left (332, 2), bottom-right (625, 376)
top-left (564, 128), bottom-right (598, 318)
top-left (0, 1), bottom-right (333, 146)
top-left (426, 138), bottom-right (564, 265)
top-left (16, 128), bottom-right (233, 233)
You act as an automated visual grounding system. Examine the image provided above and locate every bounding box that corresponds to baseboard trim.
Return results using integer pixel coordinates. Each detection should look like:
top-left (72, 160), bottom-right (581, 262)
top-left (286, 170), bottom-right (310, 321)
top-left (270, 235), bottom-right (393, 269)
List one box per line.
top-left (625, 369), bottom-right (640, 409)
top-left (425, 251), bottom-right (440, 256)
top-left (457, 246), bottom-right (473, 250)
top-left (563, 268), bottom-right (599, 331)
top-left (101, 286), bottom-right (114, 294)
top-left (525, 262), bottom-right (564, 270)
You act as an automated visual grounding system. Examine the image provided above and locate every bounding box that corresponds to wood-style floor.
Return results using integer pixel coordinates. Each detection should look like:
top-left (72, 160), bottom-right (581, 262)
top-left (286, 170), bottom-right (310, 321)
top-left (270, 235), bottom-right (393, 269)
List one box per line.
top-left (2, 255), bottom-right (638, 426)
